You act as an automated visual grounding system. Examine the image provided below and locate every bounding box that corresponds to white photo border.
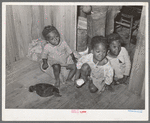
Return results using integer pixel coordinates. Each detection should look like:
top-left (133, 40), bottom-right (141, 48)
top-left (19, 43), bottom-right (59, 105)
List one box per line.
top-left (2, 2), bottom-right (149, 121)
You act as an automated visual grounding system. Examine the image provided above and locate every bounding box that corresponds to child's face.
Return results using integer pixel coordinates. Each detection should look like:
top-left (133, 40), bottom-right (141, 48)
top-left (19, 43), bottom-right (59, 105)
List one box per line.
top-left (92, 43), bottom-right (107, 62)
top-left (109, 40), bottom-right (121, 56)
top-left (46, 30), bottom-right (60, 46)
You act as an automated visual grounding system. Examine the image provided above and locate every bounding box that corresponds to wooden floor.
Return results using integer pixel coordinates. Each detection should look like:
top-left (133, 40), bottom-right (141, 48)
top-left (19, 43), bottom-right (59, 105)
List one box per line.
top-left (6, 58), bottom-right (145, 109)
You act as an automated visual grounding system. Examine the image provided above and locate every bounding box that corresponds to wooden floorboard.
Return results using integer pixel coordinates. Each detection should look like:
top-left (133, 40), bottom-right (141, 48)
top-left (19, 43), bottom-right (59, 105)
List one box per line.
top-left (5, 58), bottom-right (145, 109)
top-left (132, 99), bottom-right (145, 109)
top-left (93, 85), bottom-right (124, 109)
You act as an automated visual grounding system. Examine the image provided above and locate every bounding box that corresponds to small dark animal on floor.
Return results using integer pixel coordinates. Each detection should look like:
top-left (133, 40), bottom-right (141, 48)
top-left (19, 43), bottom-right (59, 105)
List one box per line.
top-left (29, 83), bottom-right (61, 97)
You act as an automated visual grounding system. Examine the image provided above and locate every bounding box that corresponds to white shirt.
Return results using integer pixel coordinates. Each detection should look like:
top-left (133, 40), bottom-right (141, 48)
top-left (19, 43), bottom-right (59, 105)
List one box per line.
top-left (77, 53), bottom-right (114, 91)
top-left (107, 47), bottom-right (131, 79)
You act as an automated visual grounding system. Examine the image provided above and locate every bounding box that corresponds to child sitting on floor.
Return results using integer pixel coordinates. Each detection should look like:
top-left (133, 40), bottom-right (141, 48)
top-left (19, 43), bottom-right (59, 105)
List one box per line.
top-left (75, 36), bottom-right (114, 93)
top-left (106, 33), bottom-right (131, 84)
top-left (41, 25), bottom-right (77, 87)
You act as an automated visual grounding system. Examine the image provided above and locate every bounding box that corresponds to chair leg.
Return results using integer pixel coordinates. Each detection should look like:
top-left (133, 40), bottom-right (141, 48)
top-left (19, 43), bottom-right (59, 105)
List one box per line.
top-left (129, 17), bottom-right (133, 44)
top-left (120, 17), bottom-right (123, 31)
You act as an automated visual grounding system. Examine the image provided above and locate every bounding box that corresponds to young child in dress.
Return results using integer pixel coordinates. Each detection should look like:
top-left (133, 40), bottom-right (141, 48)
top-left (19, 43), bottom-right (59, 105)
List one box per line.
top-left (75, 36), bottom-right (114, 93)
top-left (41, 25), bottom-right (77, 87)
top-left (106, 33), bottom-right (131, 84)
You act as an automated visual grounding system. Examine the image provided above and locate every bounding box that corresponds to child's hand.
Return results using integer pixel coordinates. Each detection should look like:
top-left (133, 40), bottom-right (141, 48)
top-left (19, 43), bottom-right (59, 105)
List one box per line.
top-left (73, 58), bottom-right (78, 64)
top-left (71, 56), bottom-right (78, 64)
top-left (66, 64), bottom-right (76, 70)
top-left (70, 53), bottom-right (78, 64)
top-left (42, 63), bottom-right (49, 70)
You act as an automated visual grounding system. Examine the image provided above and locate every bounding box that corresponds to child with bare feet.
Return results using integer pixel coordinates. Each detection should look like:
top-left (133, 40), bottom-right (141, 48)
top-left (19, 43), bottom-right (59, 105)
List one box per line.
top-left (75, 36), bottom-right (114, 93)
top-left (41, 25), bottom-right (77, 87)
top-left (107, 33), bottom-right (131, 84)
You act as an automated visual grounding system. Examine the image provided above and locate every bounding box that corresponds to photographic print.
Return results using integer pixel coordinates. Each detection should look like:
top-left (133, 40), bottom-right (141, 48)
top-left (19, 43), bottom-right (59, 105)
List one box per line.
top-left (2, 2), bottom-right (149, 121)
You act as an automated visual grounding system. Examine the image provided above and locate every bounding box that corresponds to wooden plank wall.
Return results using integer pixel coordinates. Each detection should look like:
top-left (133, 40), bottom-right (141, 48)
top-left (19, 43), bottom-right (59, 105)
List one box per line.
top-left (52, 6), bottom-right (76, 50)
top-left (128, 6), bottom-right (145, 96)
top-left (6, 6), bottom-right (20, 67)
top-left (141, 77), bottom-right (145, 100)
top-left (6, 5), bottom-right (76, 67)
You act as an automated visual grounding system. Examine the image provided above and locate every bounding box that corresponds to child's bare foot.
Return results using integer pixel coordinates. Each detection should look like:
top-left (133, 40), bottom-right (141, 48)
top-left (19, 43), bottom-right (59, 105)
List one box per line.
top-left (55, 79), bottom-right (60, 88)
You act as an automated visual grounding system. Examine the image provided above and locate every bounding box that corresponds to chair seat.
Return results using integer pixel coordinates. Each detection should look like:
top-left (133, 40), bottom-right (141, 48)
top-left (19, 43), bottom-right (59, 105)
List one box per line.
top-left (121, 13), bottom-right (134, 19)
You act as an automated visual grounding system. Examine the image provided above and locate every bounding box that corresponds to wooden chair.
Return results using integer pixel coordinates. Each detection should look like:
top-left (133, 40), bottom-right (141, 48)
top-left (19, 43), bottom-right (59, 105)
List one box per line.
top-left (115, 6), bottom-right (142, 44)
top-left (115, 13), bottom-right (134, 44)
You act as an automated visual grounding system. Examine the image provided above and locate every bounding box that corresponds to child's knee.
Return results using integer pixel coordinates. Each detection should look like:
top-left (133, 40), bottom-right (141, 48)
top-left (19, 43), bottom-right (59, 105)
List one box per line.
top-left (52, 64), bottom-right (61, 71)
top-left (81, 63), bottom-right (91, 75)
top-left (81, 63), bottom-right (91, 71)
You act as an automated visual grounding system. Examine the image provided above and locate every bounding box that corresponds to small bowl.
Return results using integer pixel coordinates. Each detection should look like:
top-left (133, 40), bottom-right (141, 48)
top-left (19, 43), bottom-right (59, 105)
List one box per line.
top-left (76, 79), bottom-right (85, 88)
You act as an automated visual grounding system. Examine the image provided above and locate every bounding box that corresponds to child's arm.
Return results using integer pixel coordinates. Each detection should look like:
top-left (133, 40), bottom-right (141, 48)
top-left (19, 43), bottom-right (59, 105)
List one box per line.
top-left (75, 69), bottom-right (81, 80)
top-left (117, 48), bottom-right (131, 84)
top-left (104, 65), bottom-right (114, 91)
top-left (123, 47), bottom-right (131, 76)
top-left (74, 55), bottom-right (87, 81)
top-left (104, 65), bottom-right (114, 85)
top-left (70, 53), bottom-right (78, 63)
top-left (62, 41), bottom-right (78, 63)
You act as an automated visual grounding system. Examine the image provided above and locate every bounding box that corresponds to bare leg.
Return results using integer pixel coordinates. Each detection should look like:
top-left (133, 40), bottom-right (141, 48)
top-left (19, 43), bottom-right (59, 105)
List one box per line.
top-left (52, 64), bottom-right (61, 87)
top-left (80, 63), bottom-right (98, 93)
top-left (80, 63), bottom-right (91, 82)
top-left (88, 79), bottom-right (98, 93)
top-left (66, 64), bottom-right (77, 82)
top-left (87, 36), bottom-right (92, 53)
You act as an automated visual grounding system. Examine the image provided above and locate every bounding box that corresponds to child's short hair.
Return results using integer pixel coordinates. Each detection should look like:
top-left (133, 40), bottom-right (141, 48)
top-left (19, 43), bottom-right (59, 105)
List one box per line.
top-left (42, 25), bottom-right (59, 39)
top-left (107, 33), bottom-right (121, 45)
top-left (91, 36), bottom-right (108, 50)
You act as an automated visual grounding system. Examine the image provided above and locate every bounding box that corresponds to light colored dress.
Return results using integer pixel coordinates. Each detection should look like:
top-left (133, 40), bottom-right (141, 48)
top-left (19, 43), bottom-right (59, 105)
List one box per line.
top-left (77, 53), bottom-right (114, 92)
top-left (107, 47), bottom-right (131, 80)
top-left (41, 39), bottom-right (74, 82)
top-left (42, 39), bottom-right (73, 65)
